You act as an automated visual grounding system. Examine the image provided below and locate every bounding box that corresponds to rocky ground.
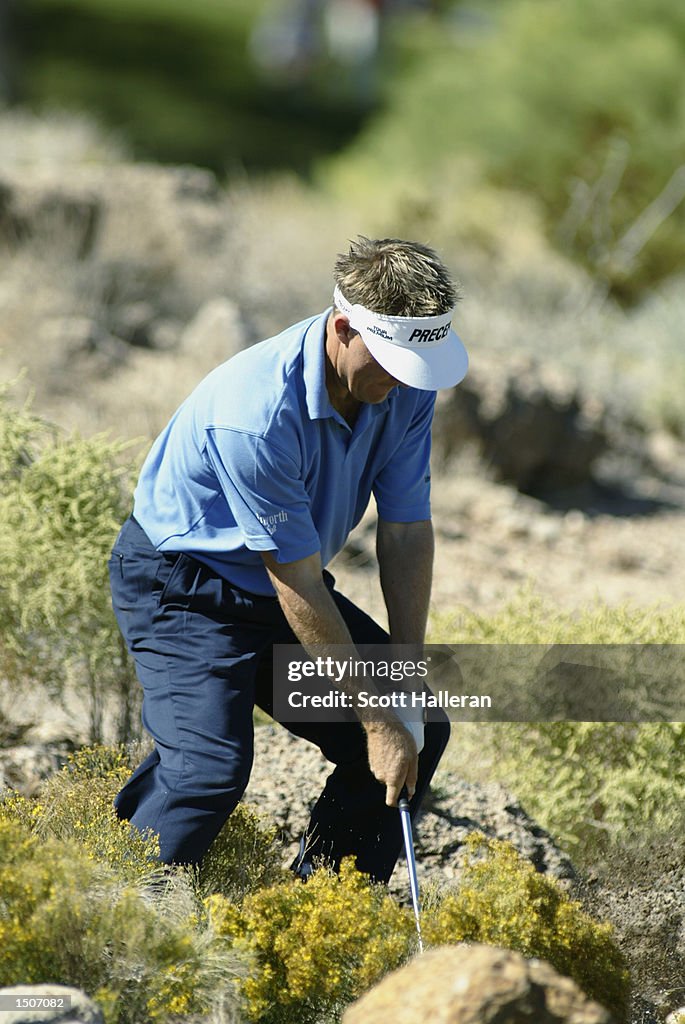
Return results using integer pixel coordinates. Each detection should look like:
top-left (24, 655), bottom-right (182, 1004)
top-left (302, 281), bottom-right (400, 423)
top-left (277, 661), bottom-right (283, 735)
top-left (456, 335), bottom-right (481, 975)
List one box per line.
top-left (243, 725), bottom-right (576, 893)
top-left (330, 466), bottom-right (685, 624)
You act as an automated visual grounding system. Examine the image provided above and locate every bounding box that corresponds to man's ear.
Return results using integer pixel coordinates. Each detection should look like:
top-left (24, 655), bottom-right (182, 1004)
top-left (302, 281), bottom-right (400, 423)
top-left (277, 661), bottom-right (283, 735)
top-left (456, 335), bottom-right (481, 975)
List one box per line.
top-left (332, 312), bottom-right (357, 347)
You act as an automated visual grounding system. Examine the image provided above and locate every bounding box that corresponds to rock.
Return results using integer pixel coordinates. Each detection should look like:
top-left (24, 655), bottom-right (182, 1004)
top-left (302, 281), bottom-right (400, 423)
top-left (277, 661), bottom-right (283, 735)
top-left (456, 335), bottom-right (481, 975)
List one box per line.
top-left (179, 297), bottom-right (247, 359)
top-left (432, 352), bottom-right (607, 495)
top-left (342, 944), bottom-right (614, 1024)
top-left (0, 985), bottom-right (103, 1024)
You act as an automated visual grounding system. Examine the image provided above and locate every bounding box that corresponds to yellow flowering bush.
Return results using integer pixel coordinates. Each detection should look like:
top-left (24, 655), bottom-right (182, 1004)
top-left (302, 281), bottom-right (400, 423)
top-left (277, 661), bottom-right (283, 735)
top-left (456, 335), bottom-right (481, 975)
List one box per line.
top-left (208, 858), bottom-right (415, 1024)
top-left (0, 817), bottom-right (245, 1024)
top-left (0, 744), bottom-right (630, 1023)
top-left (2, 745), bottom-right (285, 896)
top-left (1, 746), bottom-right (160, 877)
top-left (422, 834), bottom-right (630, 1021)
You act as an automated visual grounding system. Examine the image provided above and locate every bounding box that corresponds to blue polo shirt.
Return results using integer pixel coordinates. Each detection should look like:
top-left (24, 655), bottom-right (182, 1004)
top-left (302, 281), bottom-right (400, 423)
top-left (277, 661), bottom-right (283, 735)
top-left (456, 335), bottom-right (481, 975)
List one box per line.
top-left (133, 310), bottom-right (435, 596)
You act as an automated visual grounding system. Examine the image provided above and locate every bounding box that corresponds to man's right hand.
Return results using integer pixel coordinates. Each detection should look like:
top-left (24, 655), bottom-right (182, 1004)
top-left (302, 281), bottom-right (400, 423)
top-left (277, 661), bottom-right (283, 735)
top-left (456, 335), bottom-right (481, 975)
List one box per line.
top-left (364, 719), bottom-right (418, 807)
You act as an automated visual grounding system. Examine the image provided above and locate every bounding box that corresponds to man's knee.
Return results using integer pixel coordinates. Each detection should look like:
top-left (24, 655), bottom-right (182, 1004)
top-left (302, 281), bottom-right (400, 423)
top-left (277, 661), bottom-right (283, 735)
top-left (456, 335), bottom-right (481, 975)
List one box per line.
top-left (183, 748), bottom-right (253, 804)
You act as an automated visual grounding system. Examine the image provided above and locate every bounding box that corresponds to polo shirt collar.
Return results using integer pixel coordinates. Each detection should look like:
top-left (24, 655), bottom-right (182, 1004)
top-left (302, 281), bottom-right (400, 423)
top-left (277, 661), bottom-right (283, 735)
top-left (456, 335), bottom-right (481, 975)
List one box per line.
top-left (303, 308), bottom-right (396, 424)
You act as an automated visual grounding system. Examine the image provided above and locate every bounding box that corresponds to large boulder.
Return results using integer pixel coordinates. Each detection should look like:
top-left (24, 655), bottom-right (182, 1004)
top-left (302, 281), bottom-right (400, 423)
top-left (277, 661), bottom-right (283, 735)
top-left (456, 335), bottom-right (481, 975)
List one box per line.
top-left (342, 944), bottom-right (614, 1024)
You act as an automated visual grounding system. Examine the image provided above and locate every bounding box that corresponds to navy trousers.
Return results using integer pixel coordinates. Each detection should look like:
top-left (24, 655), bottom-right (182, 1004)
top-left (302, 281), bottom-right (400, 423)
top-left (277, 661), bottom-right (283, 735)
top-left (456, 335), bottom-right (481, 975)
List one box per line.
top-left (108, 515), bottom-right (450, 883)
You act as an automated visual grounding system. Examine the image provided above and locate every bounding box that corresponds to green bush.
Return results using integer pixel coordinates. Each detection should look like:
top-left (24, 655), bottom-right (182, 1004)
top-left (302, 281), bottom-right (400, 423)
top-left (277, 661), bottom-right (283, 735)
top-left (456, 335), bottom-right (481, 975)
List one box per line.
top-left (0, 388), bottom-right (140, 742)
top-left (422, 835), bottom-right (630, 1021)
top-left (488, 720), bottom-right (685, 858)
top-left (430, 590), bottom-right (685, 645)
top-left (430, 593), bottom-right (685, 857)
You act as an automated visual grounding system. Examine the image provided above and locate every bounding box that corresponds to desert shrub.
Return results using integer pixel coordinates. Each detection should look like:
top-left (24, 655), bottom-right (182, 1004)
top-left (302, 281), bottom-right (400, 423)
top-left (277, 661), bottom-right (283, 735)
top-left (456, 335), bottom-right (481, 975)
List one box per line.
top-left (208, 858), bottom-right (415, 1024)
top-left (2, 744), bottom-right (286, 897)
top-left (0, 746), bottom-right (160, 877)
top-left (422, 834), bottom-right (630, 1020)
top-left (487, 720), bottom-right (685, 858)
top-left (209, 838), bottom-right (629, 1024)
top-left (0, 388), bottom-right (140, 742)
top-left (429, 589), bottom-right (685, 645)
top-left (0, 816), bottom-right (245, 1024)
top-left (430, 593), bottom-right (685, 857)
top-left (199, 801), bottom-right (287, 902)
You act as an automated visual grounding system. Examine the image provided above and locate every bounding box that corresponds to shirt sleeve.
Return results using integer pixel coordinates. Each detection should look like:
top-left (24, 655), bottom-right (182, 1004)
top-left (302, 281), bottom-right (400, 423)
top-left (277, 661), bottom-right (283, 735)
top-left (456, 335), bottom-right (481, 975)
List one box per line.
top-left (204, 427), bottom-right (321, 564)
top-left (372, 391), bottom-right (436, 522)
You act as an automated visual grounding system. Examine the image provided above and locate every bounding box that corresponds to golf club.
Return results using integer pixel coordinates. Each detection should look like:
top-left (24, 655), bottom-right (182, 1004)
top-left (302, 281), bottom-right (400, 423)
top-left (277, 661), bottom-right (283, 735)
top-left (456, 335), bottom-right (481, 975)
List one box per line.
top-left (398, 784), bottom-right (424, 953)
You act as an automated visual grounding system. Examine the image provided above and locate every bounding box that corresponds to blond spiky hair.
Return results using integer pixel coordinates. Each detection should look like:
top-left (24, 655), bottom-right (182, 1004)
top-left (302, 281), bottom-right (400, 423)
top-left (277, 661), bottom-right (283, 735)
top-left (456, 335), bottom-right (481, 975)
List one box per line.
top-left (333, 236), bottom-right (460, 316)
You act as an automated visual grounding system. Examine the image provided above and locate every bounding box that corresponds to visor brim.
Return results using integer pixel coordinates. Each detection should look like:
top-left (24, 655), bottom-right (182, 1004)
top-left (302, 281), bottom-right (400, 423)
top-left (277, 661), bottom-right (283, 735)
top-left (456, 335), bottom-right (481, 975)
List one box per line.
top-left (361, 327), bottom-right (469, 391)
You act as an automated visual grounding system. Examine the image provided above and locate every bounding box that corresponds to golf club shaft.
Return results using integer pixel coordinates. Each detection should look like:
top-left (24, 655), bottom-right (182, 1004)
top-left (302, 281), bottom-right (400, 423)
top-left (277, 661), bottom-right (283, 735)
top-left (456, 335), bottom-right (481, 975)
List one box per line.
top-left (398, 786), bottom-right (424, 953)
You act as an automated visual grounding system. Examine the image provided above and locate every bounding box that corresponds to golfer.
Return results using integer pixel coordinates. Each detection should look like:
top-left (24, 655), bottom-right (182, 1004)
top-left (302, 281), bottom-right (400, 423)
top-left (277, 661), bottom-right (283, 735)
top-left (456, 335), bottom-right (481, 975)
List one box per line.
top-left (109, 236), bottom-right (468, 883)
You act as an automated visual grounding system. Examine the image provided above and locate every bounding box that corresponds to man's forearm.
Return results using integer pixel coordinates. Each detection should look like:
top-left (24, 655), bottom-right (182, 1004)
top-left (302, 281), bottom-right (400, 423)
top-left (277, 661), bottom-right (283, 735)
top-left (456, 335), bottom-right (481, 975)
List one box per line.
top-left (377, 518), bottom-right (434, 650)
top-left (268, 570), bottom-right (355, 650)
top-left (262, 548), bottom-right (420, 802)
top-left (263, 554), bottom-right (394, 720)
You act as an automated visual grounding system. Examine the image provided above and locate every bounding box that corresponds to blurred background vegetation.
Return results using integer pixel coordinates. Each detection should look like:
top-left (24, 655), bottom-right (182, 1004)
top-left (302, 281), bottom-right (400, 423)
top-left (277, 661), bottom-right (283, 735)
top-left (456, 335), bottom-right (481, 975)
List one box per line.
top-left (8, 0), bottom-right (685, 300)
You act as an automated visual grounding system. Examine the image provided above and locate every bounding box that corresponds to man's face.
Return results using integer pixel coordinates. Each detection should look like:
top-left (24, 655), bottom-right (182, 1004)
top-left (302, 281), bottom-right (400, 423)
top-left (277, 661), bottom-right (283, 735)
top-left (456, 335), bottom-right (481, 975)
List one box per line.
top-left (342, 331), bottom-right (403, 404)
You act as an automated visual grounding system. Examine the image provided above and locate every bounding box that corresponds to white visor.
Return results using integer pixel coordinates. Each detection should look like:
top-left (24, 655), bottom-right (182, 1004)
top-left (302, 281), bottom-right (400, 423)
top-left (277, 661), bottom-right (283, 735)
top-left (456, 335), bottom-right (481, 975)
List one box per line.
top-left (333, 285), bottom-right (468, 390)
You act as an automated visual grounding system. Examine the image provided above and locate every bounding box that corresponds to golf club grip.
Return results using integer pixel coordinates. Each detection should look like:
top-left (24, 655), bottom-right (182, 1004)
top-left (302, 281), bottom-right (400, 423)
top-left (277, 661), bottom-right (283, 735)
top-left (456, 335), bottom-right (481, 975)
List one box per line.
top-left (399, 784), bottom-right (410, 810)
